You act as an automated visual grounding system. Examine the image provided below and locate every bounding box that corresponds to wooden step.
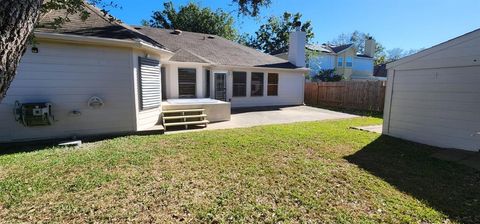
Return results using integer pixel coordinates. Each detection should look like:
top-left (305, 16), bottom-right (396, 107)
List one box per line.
top-left (163, 114), bottom-right (207, 120)
top-left (163, 120), bottom-right (209, 127)
top-left (163, 109), bottom-right (205, 114)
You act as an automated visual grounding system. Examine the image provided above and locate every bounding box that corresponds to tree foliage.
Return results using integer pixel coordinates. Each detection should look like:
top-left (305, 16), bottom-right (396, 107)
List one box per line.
top-left (312, 69), bottom-right (343, 82)
top-left (148, 2), bottom-right (237, 40)
top-left (233, 0), bottom-right (271, 17)
top-left (242, 12), bottom-right (314, 54)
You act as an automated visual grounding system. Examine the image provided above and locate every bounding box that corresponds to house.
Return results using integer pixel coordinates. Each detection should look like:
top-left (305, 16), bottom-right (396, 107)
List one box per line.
top-left (383, 28), bottom-right (480, 152)
top-left (0, 4), bottom-right (308, 143)
top-left (275, 38), bottom-right (379, 80)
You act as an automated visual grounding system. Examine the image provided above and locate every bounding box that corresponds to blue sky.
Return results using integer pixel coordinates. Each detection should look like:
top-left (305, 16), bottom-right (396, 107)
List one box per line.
top-left (108, 0), bottom-right (480, 51)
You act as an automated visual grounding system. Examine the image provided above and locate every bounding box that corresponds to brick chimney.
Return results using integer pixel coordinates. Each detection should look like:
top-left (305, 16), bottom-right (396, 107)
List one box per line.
top-left (288, 21), bottom-right (306, 67)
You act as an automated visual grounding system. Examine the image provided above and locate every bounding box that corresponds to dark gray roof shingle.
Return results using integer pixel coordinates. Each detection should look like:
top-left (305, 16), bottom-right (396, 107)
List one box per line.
top-left (36, 3), bottom-right (166, 50)
top-left (134, 27), bottom-right (298, 69)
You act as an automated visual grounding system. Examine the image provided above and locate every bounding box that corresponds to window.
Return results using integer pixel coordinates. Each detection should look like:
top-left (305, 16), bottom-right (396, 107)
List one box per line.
top-left (205, 70), bottom-right (210, 98)
top-left (267, 73), bottom-right (278, 96)
top-left (346, 57), bottom-right (353, 67)
top-left (251, 72), bottom-right (264, 96)
top-left (337, 57), bottom-right (344, 67)
top-left (178, 68), bottom-right (196, 98)
top-left (233, 71), bottom-right (247, 97)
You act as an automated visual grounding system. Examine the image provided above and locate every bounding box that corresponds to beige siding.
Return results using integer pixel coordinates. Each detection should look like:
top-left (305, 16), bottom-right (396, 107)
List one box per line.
top-left (0, 42), bottom-right (137, 142)
top-left (384, 31), bottom-right (480, 151)
top-left (384, 66), bottom-right (480, 151)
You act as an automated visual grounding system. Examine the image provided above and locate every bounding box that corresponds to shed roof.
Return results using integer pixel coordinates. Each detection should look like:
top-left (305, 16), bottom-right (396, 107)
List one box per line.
top-left (387, 28), bottom-right (480, 69)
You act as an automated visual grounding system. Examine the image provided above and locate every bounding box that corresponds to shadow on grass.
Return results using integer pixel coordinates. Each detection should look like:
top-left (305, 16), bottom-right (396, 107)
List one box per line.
top-left (0, 133), bottom-right (146, 156)
top-left (345, 135), bottom-right (480, 224)
top-left (308, 104), bottom-right (383, 118)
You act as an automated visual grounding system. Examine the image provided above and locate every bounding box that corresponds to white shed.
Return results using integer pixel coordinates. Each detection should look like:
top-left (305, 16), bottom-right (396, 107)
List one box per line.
top-left (383, 29), bottom-right (480, 152)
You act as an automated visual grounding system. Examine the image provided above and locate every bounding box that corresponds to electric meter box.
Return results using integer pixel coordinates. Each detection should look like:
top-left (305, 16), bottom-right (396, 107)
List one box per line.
top-left (15, 102), bottom-right (54, 127)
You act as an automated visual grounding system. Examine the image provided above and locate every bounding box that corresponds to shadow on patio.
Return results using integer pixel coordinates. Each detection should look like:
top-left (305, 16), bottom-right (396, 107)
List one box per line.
top-left (345, 135), bottom-right (480, 224)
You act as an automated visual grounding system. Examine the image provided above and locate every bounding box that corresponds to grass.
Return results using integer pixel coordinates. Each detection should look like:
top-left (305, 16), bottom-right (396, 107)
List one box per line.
top-left (0, 117), bottom-right (479, 223)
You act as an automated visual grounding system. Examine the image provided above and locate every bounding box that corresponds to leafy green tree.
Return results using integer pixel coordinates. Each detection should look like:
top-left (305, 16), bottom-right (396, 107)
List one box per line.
top-left (312, 69), bottom-right (343, 82)
top-left (233, 0), bottom-right (271, 17)
top-left (148, 2), bottom-right (237, 40)
top-left (242, 12), bottom-right (314, 54)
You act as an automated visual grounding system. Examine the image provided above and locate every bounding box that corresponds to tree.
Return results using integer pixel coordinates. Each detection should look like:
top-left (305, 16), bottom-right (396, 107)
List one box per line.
top-left (148, 2), bottom-right (237, 40)
top-left (233, 0), bottom-right (271, 17)
top-left (312, 69), bottom-right (343, 82)
top-left (329, 31), bottom-right (386, 60)
top-left (243, 12), bottom-right (314, 54)
top-left (385, 48), bottom-right (422, 62)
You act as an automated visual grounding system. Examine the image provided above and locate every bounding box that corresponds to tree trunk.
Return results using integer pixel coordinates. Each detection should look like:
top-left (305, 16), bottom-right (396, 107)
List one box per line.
top-left (0, 0), bottom-right (44, 102)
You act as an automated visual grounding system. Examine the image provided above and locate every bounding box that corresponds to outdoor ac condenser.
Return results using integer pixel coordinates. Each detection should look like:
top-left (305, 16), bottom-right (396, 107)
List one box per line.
top-left (14, 102), bottom-right (54, 127)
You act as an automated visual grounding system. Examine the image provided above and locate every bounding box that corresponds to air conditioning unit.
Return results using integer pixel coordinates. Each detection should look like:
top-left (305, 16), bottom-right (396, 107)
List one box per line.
top-left (14, 102), bottom-right (54, 127)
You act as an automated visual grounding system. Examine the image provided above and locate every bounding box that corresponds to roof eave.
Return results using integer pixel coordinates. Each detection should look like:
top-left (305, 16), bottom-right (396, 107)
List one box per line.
top-left (212, 64), bottom-right (310, 73)
top-left (34, 32), bottom-right (174, 56)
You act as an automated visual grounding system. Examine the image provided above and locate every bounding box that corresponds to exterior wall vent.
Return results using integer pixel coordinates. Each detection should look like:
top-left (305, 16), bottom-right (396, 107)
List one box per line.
top-left (171, 29), bottom-right (183, 35)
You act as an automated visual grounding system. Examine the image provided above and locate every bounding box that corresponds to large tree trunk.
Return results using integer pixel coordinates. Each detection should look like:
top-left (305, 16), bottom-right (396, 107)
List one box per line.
top-left (0, 0), bottom-right (44, 102)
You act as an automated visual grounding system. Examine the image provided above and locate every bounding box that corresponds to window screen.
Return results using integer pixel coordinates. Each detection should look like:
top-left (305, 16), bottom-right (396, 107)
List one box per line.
top-left (267, 73), bottom-right (278, 96)
top-left (178, 68), bottom-right (196, 98)
top-left (251, 72), bottom-right (264, 96)
top-left (233, 71), bottom-right (247, 97)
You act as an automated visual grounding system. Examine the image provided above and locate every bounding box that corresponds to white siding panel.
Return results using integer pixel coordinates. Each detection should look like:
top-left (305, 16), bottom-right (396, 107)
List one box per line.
top-left (0, 42), bottom-right (136, 143)
top-left (385, 66), bottom-right (480, 151)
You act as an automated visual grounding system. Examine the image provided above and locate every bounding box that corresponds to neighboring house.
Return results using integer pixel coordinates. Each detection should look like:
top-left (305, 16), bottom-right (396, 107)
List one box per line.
top-left (275, 38), bottom-right (379, 80)
top-left (0, 4), bottom-right (308, 143)
top-left (383, 28), bottom-right (480, 152)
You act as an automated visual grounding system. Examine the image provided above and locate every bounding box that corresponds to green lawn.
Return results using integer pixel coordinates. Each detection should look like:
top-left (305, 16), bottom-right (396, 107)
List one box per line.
top-left (0, 118), bottom-right (479, 223)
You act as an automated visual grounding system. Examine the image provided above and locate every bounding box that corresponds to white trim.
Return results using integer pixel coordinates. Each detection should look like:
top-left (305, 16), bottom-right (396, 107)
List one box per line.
top-left (34, 32), bottom-right (174, 56)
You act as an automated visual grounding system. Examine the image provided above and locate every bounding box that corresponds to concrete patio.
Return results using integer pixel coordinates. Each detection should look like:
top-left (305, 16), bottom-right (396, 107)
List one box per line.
top-left (166, 105), bottom-right (358, 133)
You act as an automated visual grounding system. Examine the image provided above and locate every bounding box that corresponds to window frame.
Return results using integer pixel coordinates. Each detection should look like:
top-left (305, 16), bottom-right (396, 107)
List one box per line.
top-left (232, 71), bottom-right (247, 97)
top-left (251, 72), bottom-right (264, 97)
top-left (178, 68), bottom-right (197, 98)
top-left (267, 73), bottom-right (279, 96)
top-left (346, 56), bottom-right (353, 68)
top-left (205, 70), bottom-right (211, 98)
top-left (337, 57), bottom-right (344, 67)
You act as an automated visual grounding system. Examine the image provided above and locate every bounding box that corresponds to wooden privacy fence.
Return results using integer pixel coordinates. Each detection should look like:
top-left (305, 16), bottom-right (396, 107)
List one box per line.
top-left (305, 81), bottom-right (387, 112)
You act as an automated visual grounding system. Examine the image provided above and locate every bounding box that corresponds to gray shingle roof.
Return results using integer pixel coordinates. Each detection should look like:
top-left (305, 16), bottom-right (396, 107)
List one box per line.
top-left (134, 26), bottom-right (298, 69)
top-left (329, 44), bottom-right (353, 53)
top-left (36, 3), bottom-right (166, 50)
